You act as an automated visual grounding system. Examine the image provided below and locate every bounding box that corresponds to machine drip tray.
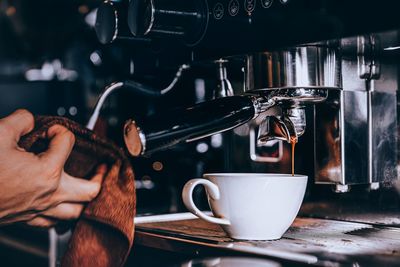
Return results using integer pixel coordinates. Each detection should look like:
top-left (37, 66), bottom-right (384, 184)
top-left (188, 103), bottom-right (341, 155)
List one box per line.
top-left (135, 213), bottom-right (400, 266)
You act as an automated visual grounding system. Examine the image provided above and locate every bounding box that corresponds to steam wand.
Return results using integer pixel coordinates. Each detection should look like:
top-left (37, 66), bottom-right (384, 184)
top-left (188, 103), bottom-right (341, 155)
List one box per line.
top-left (86, 64), bottom-right (190, 130)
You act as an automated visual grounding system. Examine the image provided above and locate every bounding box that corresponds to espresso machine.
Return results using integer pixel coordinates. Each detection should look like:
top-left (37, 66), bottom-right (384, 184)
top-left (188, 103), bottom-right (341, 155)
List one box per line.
top-left (96, 0), bottom-right (400, 192)
top-left (92, 0), bottom-right (400, 265)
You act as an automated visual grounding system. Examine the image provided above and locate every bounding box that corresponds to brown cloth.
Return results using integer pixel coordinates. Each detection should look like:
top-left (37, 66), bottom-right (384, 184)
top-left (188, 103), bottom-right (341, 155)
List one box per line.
top-left (19, 116), bottom-right (136, 267)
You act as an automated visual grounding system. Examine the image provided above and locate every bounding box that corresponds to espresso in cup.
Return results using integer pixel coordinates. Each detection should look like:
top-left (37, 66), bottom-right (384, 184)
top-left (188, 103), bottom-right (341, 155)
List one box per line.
top-left (182, 173), bottom-right (307, 240)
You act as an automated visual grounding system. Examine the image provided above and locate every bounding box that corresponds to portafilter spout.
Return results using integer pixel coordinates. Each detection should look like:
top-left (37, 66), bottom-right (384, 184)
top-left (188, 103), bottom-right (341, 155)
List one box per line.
top-left (258, 107), bottom-right (307, 145)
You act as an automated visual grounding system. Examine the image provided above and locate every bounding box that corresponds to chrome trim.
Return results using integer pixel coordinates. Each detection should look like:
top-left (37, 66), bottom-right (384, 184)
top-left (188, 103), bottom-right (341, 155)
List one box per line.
top-left (246, 46), bottom-right (341, 91)
top-left (249, 88), bottom-right (329, 105)
top-left (137, 126), bottom-right (147, 155)
top-left (144, 0), bottom-right (155, 36)
top-left (250, 125), bottom-right (283, 162)
top-left (111, 1), bottom-right (118, 42)
top-left (250, 96), bottom-right (274, 117)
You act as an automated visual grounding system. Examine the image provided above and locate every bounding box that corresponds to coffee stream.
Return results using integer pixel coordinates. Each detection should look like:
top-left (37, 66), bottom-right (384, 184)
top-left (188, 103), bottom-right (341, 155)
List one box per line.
top-left (290, 137), bottom-right (297, 176)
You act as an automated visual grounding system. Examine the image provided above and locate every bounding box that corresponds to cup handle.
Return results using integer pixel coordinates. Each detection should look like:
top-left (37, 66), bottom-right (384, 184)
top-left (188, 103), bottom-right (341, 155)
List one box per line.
top-left (182, 179), bottom-right (230, 225)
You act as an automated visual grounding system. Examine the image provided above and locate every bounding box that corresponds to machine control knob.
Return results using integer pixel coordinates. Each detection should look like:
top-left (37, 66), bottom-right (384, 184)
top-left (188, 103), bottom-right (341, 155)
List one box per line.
top-left (95, 1), bottom-right (131, 44)
top-left (127, 0), bottom-right (208, 46)
top-left (127, 0), bottom-right (154, 36)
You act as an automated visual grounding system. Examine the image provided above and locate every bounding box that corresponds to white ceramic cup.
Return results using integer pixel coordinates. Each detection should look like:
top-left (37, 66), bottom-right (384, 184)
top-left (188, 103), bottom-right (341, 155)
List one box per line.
top-left (182, 173), bottom-right (308, 240)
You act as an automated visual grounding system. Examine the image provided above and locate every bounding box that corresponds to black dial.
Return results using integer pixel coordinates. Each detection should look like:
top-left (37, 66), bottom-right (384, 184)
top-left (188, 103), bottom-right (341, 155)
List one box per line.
top-left (95, 1), bottom-right (118, 44)
top-left (127, 0), bottom-right (208, 46)
top-left (128, 0), bottom-right (154, 37)
top-left (95, 0), bottom-right (132, 44)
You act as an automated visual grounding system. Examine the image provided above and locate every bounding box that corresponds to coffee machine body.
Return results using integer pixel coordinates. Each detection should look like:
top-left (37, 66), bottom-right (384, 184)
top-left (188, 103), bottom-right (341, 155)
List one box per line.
top-left (94, 0), bottom-right (400, 218)
top-left (314, 33), bottom-right (398, 192)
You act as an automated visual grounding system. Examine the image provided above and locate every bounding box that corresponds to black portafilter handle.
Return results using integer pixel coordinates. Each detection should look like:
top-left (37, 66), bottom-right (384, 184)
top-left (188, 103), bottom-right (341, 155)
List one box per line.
top-left (124, 95), bottom-right (260, 156)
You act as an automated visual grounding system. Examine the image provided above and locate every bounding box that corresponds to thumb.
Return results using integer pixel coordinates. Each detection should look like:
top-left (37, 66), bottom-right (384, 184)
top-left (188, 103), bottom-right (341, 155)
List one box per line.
top-left (56, 164), bottom-right (107, 203)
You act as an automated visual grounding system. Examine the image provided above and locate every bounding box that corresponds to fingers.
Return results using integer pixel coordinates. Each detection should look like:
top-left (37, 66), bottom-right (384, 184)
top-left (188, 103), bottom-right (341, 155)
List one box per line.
top-left (56, 164), bottom-right (106, 203)
top-left (40, 125), bottom-right (75, 167)
top-left (27, 202), bottom-right (84, 228)
top-left (31, 164), bottom-right (107, 225)
top-left (0, 109), bottom-right (34, 144)
top-left (26, 217), bottom-right (57, 228)
top-left (41, 203), bottom-right (84, 220)
top-left (26, 164), bottom-right (107, 228)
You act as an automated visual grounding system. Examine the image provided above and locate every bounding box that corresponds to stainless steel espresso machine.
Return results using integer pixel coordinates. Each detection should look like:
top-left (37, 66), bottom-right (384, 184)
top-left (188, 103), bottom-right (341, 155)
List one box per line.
top-left (107, 0), bottom-right (400, 191)
top-left (91, 0), bottom-right (400, 265)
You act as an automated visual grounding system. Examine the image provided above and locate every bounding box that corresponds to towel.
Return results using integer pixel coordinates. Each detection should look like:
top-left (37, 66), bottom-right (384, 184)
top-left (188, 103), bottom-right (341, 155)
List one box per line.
top-left (18, 116), bottom-right (136, 267)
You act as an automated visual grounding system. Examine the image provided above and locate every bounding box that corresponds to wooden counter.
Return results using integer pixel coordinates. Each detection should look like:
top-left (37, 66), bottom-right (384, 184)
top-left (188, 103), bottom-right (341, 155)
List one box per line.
top-left (134, 213), bottom-right (400, 266)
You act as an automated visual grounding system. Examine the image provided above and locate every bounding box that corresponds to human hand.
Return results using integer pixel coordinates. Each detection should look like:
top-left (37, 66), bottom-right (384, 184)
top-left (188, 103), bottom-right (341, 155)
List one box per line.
top-left (0, 109), bottom-right (106, 227)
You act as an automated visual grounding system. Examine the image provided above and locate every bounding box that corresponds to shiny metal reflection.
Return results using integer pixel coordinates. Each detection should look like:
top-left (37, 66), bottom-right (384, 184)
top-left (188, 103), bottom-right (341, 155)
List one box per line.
top-left (181, 257), bottom-right (281, 267)
top-left (246, 46), bottom-right (341, 91)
